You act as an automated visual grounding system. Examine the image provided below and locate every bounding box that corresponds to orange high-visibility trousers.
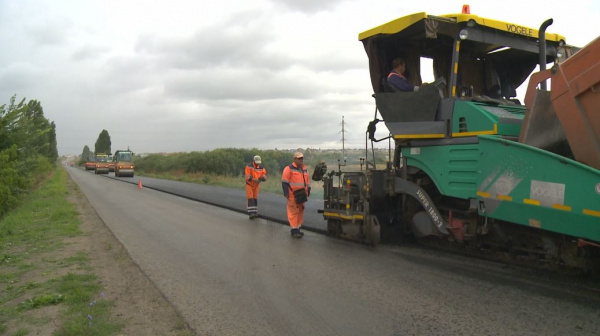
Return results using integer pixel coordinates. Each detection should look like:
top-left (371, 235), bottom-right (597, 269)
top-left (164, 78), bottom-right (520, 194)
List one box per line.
top-left (246, 184), bottom-right (259, 216)
top-left (286, 197), bottom-right (305, 229)
top-left (246, 184), bottom-right (260, 199)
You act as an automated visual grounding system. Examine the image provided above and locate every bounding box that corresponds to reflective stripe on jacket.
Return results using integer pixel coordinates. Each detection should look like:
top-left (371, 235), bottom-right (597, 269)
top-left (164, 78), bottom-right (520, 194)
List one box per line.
top-left (245, 163), bottom-right (266, 186)
top-left (387, 71), bottom-right (414, 92)
top-left (281, 163), bottom-right (310, 198)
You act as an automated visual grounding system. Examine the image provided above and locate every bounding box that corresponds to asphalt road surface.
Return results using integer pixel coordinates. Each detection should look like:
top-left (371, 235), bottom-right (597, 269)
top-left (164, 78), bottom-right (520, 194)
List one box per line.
top-left (106, 170), bottom-right (328, 233)
top-left (66, 167), bottom-right (600, 336)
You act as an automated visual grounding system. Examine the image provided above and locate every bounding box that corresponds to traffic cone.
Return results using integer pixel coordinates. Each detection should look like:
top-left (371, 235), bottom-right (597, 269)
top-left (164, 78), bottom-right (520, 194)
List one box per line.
top-left (138, 179), bottom-right (143, 189)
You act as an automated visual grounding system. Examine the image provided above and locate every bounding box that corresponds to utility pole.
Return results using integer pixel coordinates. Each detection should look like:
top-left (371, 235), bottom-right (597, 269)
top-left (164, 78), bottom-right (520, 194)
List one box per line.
top-left (339, 116), bottom-right (348, 162)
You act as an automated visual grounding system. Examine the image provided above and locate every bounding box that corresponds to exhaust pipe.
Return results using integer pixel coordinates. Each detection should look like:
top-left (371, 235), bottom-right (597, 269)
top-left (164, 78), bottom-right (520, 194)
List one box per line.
top-left (539, 18), bottom-right (553, 90)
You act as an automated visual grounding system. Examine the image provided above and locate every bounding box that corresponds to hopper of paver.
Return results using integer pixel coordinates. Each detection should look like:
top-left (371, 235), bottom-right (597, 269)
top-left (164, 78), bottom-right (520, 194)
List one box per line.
top-left (520, 36), bottom-right (600, 170)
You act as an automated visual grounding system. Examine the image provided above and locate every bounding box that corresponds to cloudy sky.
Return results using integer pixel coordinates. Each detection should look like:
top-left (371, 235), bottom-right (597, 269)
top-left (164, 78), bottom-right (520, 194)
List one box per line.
top-left (1, 0), bottom-right (598, 155)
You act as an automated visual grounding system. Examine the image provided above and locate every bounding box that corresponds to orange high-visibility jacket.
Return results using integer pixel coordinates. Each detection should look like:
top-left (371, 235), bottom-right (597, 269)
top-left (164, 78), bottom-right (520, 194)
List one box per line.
top-left (245, 162), bottom-right (266, 187)
top-left (281, 163), bottom-right (310, 198)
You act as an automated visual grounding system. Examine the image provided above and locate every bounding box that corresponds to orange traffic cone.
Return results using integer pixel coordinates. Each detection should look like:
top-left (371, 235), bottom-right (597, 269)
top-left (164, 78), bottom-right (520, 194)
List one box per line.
top-left (138, 179), bottom-right (143, 189)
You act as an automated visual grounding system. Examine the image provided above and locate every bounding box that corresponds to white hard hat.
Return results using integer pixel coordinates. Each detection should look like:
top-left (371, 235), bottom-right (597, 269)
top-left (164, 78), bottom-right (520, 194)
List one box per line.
top-left (253, 155), bottom-right (262, 164)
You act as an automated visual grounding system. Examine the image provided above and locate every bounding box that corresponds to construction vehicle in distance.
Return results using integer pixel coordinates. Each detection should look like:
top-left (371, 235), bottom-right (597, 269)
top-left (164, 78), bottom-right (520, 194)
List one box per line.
top-left (108, 155), bottom-right (115, 172)
top-left (113, 150), bottom-right (135, 177)
top-left (316, 6), bottom-right (600, 272)
top-left (94, 153), bottom-right (110, 174)
top-left (84, 157), bottom-right (96, 171)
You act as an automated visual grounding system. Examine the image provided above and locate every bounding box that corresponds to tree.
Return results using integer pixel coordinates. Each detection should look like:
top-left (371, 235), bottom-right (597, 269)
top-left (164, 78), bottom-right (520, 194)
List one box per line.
top-left (81, 145), bottom-right (92, 160)
top-left (94, 129), bottom-right (112, 155)
top-left (40, 121), bottom-right (58, 162)
top-left (0, 95), bottom-right (57, 216)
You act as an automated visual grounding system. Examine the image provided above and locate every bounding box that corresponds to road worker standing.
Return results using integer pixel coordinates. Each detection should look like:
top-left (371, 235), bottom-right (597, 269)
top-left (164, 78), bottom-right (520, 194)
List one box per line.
top-left (281, 152), bottom-right (310, 238)
top-left (245, 155), bottom-right (267, 219)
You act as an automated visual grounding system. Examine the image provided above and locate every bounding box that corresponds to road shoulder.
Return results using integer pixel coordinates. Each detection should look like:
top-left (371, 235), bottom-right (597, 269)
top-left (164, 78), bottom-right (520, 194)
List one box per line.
top-left (66, 171), bottom-right (195, 335)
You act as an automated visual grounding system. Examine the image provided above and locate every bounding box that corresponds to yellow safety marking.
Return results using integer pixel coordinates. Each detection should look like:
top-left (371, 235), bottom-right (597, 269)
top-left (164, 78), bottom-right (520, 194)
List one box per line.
top-left (552, 204), bottom-right (572, 212)
top-left (477, 191), bottom-right (491, 198)
top-left (479, 192), bottom-right (588, 216)
top-left (496, 194), bottom-right (512, 201)
top-left (454, 63), bottom-right (458, 73)
top-left (456, 41), bottom-right (460, 51)
top-left (452, 86), bottom-right (456, 97)
top-left (346, 204), bottom-right (350, 209)
top-left (523, 198), bottom-right (541, 206)
top-left (323, 212), bottom-right (364, 220)
top-left (452, 124), bottom-right (497, 137)
top-left (393, 133), bottom-right (445, 139)
top-left (583, 209), bottom-right (600, 217)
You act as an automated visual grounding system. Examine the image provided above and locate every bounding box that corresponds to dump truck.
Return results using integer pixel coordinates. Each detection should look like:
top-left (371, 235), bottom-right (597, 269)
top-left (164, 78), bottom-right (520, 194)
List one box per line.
top-left (113, 150), bottom-right (135, 177)
top-left (316, 6), bottom-right (600, 271)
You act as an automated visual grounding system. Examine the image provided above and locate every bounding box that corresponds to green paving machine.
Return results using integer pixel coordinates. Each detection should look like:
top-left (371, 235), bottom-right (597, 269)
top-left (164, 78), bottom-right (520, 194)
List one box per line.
top-left (317, 6), bottom-right (600, 270)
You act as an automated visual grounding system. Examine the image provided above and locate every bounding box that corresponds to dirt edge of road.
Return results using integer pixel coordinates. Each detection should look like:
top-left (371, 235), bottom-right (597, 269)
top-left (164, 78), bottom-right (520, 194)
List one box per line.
top-left (66, 171), bottom-right (195, 335)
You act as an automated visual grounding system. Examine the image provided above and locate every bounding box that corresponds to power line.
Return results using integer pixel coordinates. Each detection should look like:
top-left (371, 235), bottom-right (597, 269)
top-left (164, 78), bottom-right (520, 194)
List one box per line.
top-left (339, 116), bottom-right (348, 159)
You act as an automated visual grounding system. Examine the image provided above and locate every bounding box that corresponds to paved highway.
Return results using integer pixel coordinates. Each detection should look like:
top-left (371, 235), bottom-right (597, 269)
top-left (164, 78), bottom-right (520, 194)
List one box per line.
top-left (106, 170), bottom-right (328, 233)
top-left (66, 166), bottom-right (600, 336)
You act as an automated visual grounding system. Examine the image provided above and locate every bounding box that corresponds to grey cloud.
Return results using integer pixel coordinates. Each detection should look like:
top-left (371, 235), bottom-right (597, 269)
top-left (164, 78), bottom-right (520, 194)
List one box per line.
top-left (195, 96), bottom-right (373, 149)
top-left (71, 45), bottom-right (110, 61)
top-left (270, 0), bottom-right (346, 14)
top-left (0, 63), bottom-right (43, 94)
top-left (162, 68), bottom-right (322, 101)
top-left (305, 51), bottom-right (365, 72)
top-left (77, 55), bottom-right (159, 97)
top-left (25, 17), bottom-right (72, 47)
top-left (135, 26), bottom-right (291, 71)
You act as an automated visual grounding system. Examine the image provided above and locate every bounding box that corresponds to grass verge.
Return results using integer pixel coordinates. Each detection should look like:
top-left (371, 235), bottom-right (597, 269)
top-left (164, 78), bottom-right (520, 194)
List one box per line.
top-left (0, 167), bottom-right (121, 335)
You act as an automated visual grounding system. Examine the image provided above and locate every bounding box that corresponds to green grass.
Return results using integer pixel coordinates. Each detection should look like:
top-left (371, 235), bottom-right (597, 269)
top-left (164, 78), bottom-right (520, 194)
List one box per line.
top-left (0, 167), bottom-right (122, 335)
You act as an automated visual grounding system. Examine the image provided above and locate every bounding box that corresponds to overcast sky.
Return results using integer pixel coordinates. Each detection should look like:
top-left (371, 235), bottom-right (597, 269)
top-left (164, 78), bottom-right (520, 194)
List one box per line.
top-left (1, 0), bottom-right (598, 155)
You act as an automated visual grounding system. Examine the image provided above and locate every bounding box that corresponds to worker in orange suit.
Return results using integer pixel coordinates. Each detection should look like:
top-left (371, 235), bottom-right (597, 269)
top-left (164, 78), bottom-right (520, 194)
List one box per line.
top-left (281, 151), bottom-right (310, 238)
top-left (245, 155), bottom-right (267, 219)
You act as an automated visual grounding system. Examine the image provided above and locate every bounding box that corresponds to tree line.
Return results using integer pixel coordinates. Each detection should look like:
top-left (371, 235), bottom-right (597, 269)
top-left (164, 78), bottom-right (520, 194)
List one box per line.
top-left (134, 147), bottom-right (388, 177)
top-left (135, 148), bottom-right (294, 177)
top-left (0, 95), bottom-right (58, 217)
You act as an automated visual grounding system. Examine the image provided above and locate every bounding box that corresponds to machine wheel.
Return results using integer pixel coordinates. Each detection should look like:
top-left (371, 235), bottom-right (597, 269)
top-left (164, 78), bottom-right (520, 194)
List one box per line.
top-left (365, 215), bottom-right (381, 246)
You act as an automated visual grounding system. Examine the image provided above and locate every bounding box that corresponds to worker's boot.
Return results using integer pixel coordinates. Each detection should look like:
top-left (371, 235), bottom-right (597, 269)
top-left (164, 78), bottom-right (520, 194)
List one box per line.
top-left (291, 228), bottom-right (303, 238)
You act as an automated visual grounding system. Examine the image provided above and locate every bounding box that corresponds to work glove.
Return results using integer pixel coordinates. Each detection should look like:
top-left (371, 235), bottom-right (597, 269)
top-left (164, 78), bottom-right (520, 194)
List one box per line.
top-left (259, 176), bottom-right (266, 181)
top-left (248, 176), bottom-right (253, 182)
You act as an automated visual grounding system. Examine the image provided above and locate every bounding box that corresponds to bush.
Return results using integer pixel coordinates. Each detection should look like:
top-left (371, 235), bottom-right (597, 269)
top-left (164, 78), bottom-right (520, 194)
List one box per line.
top-left (0, 146), bottom-right (25, 217)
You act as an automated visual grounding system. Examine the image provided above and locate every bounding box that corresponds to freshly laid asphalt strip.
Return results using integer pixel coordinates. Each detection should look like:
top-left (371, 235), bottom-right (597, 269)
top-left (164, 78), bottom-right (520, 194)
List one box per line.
top-left (105, 172), bottom-right (328, 233)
